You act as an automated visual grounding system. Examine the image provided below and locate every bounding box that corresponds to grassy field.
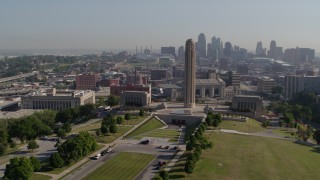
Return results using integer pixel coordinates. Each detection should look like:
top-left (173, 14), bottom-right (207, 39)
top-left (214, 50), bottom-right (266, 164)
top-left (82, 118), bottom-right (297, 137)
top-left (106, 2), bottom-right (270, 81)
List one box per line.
top-left (272, 128), bottom-right (297, 138)
top-left (83, 152), bottom-right (155, 180)
top-left (124, 115), bottom-right (147, 125)
top-left (96, 126), bottom-right (132, 144)
top-left (169, 133), bottom-right (320, 180)
top-left (71, 121), bottom-right (101, 133)
top-left (134, 129), bottom-right (180, 142)
top-left (209, 118), bottom-right (265, 133)
top-left (31, 174), bottom-right (51, 180)
top-left (125, 118), bottom-right (164, 139)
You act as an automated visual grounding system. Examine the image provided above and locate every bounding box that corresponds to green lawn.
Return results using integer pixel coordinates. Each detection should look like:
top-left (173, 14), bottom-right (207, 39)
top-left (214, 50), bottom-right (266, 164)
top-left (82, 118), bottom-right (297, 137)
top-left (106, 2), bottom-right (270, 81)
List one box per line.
top-left (83, 152), bottom-right (155, 180)
top-left (169, 133), bottom-right (320, 180)
top-left (125, 118), bottom-right (164, 139)
top-left (210, 118), bottom-right (265, 133)
top-left (272, 128), bottom-right (297, 138)
top-left (31, 174), bottom-right (51, 180)
top-left (134, 129), bottom-right (180, 142)
top-left (124, 115), bottom-right (147, 125)
top-left (96, 126), bottom-right (132, 144)
top-left (71, 121), bottom-right (101, 133)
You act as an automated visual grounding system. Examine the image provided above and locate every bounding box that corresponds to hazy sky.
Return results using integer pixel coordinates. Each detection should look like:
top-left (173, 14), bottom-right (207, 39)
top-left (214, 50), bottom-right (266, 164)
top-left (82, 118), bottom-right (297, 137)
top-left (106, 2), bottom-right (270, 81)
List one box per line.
top-left (1, 0), bottom-right (320, 52)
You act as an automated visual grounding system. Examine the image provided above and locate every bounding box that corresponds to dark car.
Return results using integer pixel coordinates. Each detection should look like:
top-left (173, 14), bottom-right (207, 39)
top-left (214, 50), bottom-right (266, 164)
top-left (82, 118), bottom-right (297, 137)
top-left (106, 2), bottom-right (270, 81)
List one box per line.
top-left (140, 139), bottom-right (150, 145)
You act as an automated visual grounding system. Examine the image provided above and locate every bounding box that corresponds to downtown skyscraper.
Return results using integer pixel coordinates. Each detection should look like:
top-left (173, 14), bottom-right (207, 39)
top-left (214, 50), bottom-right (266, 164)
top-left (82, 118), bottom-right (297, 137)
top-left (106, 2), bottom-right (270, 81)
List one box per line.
top-left (197, 33), bottom-right (206, 59)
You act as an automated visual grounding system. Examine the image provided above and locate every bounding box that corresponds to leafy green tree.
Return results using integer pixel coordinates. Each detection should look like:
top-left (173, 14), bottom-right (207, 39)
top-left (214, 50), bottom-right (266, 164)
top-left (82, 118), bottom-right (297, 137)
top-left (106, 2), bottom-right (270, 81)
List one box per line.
top-left (62, 123), bottom-right (72, 133)
top-left (33, 110), bottom-right (57, 128)
top-left (116, 116), bottom-right (123, 124)
top-left (283, 113), bottom-right (294, 126)
top-left (96, 97), bottom-right (106, 107)
top-left (109, 123), bottom-right (117, 134)
top-left (29, 156), bottom-right (41, 171)
top-left (159, 170), bottom-right (169, 180)
top-left (57, 129), bottom-right (67, 138)
top-left (184, 158), bottom-right (195, 175)
top-left (213, 119), bottom-right (220, 127)
top-left (101, 124), bottom-right (109, 135)
top-left (96, 129), bottom-right (102, 136)
top-left (50, 152), bottom-right (65, 168)
top-left (57, 131), bottom-right (97, 164)
top-left (313, 129), bottom-right (320, 144)
top-left (278, 121), bottom-right (283, 128)
top-left (0, 127), bottom-right (8, 155)
top-left (79, 104), bottom-right (96, 119)
top-left (4, 157), bottom-right (34, 180)
top-left (139, 109), bottom-right (145, 117)
top-left (28, 140), bottom-right (39, 152)
top-left (271, 86), bottom-right (283, 94)
top-left (205, 116), bottom-right (213, 126)
top-left (125, 113), bottom-right (131, 121)
top-left (106, 95), bottom-right (120, 107)
top-left (55, 109), bottom-right (73, 124)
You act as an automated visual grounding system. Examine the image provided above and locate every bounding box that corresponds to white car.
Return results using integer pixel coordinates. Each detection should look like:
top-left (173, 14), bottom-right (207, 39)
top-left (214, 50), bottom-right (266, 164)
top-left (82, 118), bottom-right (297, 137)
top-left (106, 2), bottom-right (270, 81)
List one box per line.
top-left (93, 154), bottom-right (101, 160)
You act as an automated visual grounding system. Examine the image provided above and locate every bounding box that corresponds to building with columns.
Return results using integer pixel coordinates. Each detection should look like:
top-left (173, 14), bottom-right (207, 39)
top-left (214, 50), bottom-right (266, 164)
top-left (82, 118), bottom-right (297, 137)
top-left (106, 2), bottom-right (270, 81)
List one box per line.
top-left (195, 73), bottom-right (225, 98)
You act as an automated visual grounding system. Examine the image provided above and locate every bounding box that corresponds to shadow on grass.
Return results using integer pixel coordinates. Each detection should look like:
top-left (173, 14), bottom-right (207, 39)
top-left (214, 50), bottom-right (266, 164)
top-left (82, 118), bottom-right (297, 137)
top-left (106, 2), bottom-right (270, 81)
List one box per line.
top-left (170, 174), bottom-right (185, 179)
top-left (310, 147), bottom-right (320, 153)
top-left (294, 140), bottom-right (316, 147)
top-left (169, 168), bottom-right (185, 173)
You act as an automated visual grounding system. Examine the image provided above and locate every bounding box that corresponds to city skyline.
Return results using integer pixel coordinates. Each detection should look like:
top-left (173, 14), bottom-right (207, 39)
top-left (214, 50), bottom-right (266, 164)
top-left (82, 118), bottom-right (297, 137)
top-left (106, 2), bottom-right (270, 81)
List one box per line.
top-left (1, 1), bottom-right (320, 53)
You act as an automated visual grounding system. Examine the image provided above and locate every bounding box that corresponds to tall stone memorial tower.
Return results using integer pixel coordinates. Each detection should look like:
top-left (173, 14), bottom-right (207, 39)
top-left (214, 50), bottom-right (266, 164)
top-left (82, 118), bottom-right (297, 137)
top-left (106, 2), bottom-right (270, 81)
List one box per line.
top-left (184, 39), bottom-right (196, 108)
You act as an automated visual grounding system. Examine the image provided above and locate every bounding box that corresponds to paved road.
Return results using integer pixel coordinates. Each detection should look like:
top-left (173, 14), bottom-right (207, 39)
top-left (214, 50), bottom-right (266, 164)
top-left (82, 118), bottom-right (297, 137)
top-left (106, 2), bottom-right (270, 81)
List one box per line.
top-left (63, 143), bottom-right (178, 180)
top-left (0, 139), bottom-right (56, 177)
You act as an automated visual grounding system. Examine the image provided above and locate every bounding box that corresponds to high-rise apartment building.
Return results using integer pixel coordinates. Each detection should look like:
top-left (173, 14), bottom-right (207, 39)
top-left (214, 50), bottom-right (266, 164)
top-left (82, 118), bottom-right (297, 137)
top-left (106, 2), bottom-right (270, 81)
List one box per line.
top-left (184, 39), bottom-right (196, 108)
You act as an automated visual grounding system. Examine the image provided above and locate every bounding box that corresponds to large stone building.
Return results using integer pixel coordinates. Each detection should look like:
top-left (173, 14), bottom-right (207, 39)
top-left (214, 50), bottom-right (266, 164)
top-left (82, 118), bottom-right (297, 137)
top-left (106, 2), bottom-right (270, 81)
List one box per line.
top-left (76, 73), bottom-right (99, 90)
top-left (231, 95), bottom-right (264, 117)
top-left (120, 91), bottom-right (151, 107)
top-left (184, 39), bottom-right (196, 108)
top-left (284, 75), bottom-right (320, 99)
top-left (195, 73), bottom-right (225, 98)
top-left (22, 88), bottom-right (95, 110)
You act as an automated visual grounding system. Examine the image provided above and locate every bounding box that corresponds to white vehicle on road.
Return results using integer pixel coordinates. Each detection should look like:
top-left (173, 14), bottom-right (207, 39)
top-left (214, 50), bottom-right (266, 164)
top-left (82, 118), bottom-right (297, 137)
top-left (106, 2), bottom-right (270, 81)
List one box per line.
top-left (93, 153), bottom-right (101, 160)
